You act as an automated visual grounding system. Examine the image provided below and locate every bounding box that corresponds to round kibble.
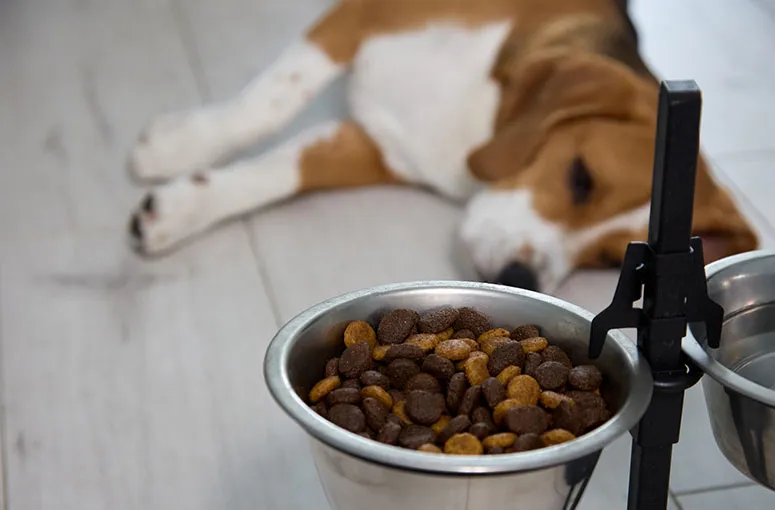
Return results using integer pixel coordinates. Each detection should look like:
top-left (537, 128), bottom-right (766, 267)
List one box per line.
top-left (437, 414), bottom-right (472, 444)
top-left (436, 327), bottom-right (455, 341)
top-left (422, 354), bottom-right (455, 381)
top-left (542, 429), bottom-right (576, 446)
top-left (458, 350), bottom-right (488, 370)
top-left (521, 337), bottom-right (549, 353)
top-left (406, 373), bottom-right (442, 394)
top-left (493, 399), bottom-right (523, 426)
top-left (511, 324), bottom-right (540, 341)
top-left (309, 375), bottom-right (341, 403)
top-left (344, 320), bottom-right (377, 348)
top-left (465, 355), bottom-right (491, 386)
top-left (435, 339), bottom-right (472, 361)
top-left (506, 405), bottom-right (551, 435)
top-left (481, 377), bottom-right (506, 408)
top-left (384, 343), bottom-right (425, 362)
top-left (386, 413), bottom-right (403, 427)
top-left (507, 375), bottom-right (541, 405)
top-left (542, 345), bottom-right (572, 369)
top-left (539, 391), bottom-right (573, 409)
top-left (534, 361), bottom-right (570, 390)
top-left (341, 379), bottom-right (362, 390)
top-left (418, 308), bottom-right (459, 333)
top-left (446, 373), bottom-right (469, 414)
top-left (568, 365), bottom-right (603, 391)
top-left (458, 386), bottom-right (482, 417)
top-left (387, 358), bottom-right (420, 389)
top-left (405, 333), bottom-right (439, 353)
top-left (452, 329), bottom-right (475, 340)
top-left (444, 433), bottom-right (484, 455)
top-left (328, 404), bottom-right (366, 433)
top-left (378, 309), bottom-right (420, 345)
top-left (359, 428), bottom-right (375, 440)
top-left (489, 342), bottom-right (526, 376)
top-left (361, 385), bottom-right (393, 410)
top-left (482, 432), bottom-right (517, 450)
top-left (524, 352), bottom-right (543, 378)
top-left (339, 342), bottom-right (372, 378)
top-left (487, 446), bottom-right (505, 455)
top-left (326, 387), bottom-right (362, 406)
top-left (553, 401), bottom-right (586, 436)
top-left (360, 370), bottom-right (390, 390)
top-left (477, 328), bottom-right (512, 344)
top-left (399, 425), bottom-right (437, 450)
top-left (496, 365), bottom-right (522, 386)
top-left (418, 443), bottom-right (443, 453)
top-left (311, 402), bottom-right (328, 418)
top-left (510, 433), bottom-right (545, 452)
top-left (479, 336), bottom-right (514, 356)
top-left (377, 420), bottom-right (402, 445)
top-left (472, 407), bottom-right (495, 427)
top-left (461, 338), bottom-right (479, 352)
top-left (372, 345), bottom-right (391, 361)
top-left (325, 358), bottom-right (340, 377)
top-left (431, 415), bottom-right (452, 435)
top-left (388, 389), bottom-right (405, 404)
top-left (363, 397), bottom-right (389, 431)
top-left (392, 400), bottom-right (413, 425)
top-left (453, 308), bottom-right (491, 337)
top-left (469, 421), bottom-right (496, 440)
top-left (566, 390), bottom-right (606, 410)
top-left (405, 390), bottom-right (445, 425)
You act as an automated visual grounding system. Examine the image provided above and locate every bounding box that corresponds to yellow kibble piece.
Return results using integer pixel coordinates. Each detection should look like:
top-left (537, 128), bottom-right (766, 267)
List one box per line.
top-left (542, 429), bottom-right (577, 446)
top-left (372, 345), bottom-right (391, 361)
top-left (493, 399), bottom-right (523, 426)
top-left (521, 337), bottom-right (549, 353)
top-left (309, 376), bottom-right (341, 403)
top-left (457, 350), bottom-right (488, 370)
top-left (507, 375), bottom-right (541, 406)
top-left (393, 400), bottom-right (413, 425)
top-left (539, 391), bottom-right (573, 409)
top-left (444, 433), bottom-right (484, 455)
top-left (435, 339), bottom-right (472, 361)
top-left (343, 320), bottom-right (377, 348)
top-left (431, 415), bottom-right (452, 435)
top-left (496, 366), bottom-right (522, 386)
top-left (482, 433), bottom-right (517, 450)
top-left (461, 338), bottom-right (479, 352)
top-left (465, 355), bottom-right (491, 386)
top-left (361, 385), bottom-right (393, 409)
top-left (405, 333), bottom-right (439, 353)
top-left (418, 443), bottom-right (443, 454)
top-left (477, 328), bottom-right (512, 344)
top-left (436, 327), bottom-right (454, 341)
top-left (480, 336), bottom-right (515, 356)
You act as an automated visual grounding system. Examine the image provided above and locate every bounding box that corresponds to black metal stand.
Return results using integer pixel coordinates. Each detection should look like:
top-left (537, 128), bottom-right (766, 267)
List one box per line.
top-left (588, 81), bottom-right (725, 510)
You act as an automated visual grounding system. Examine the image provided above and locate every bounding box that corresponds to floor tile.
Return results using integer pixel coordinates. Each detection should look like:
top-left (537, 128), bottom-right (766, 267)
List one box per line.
top-left (677, 484), bottom-right (775, 509)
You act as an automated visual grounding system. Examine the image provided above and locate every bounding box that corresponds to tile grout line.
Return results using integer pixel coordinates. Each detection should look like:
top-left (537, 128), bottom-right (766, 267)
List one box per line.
top-left (672, 480), bottom-right (756, 498)
top-left (244, 224), bottom-right (284, 328)
top-left (0, 269), bottom-right (9, 510)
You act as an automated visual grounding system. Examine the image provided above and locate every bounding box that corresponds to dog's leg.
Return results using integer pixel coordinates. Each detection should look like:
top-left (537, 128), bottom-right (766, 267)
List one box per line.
top-left (129, 121), bottom-right (399, 254)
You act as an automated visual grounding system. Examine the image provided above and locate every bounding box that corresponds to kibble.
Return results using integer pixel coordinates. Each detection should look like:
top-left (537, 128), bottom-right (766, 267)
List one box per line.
top-left (307, 306), bottom-right (612, 456)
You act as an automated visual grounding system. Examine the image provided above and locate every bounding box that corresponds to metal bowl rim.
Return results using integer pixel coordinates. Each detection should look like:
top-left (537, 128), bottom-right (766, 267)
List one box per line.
top-left (264, 280), bottom-right (653, 475)
top-left (682, 250), bottom-right (775, 408)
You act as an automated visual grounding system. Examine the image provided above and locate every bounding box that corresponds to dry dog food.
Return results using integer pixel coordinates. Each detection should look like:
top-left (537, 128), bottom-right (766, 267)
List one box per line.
top-left (307, 307), bottom-right (612, 455)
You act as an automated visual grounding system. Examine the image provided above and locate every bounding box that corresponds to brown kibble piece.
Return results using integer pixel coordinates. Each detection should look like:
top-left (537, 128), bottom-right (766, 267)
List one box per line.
top-left (377, 420), bottom-right (402, 445)
top-left (389, 389), bottom-right (405, 404)
top-left (418, 308), bottom-right (459, 334)
top-left (328, 404), bottom-right (366, 433)
top-left (406, 373), bottom-right (442, 394)
top-left (511, 324), bottom-right (541, 341)
top-left (437, 414), bottom-right (472, 444)
top-left (534, 361), bottom-right (570, 390)
top-left (392, 400), bottom-right (413, 425)
top-left (309, 375), bottom-right (341, 403)
top-left (399, 425), bottom-right (437, 450)
top-left (566, 390), bottom-right (606, 410)
top-left (363, 397), bottom-right (389, 431)
top-left (339, 342), bottom-right (372, 379)
top-left (436, 327), bottom-right (455, 341)
top-left (493, 399), bottom-right (523, 426)
top-left (568, 365), bottom-right (603, 391)
top-left (542, 345), bottom-right (573, 369)
top-left (482, 432), bottom-right (517, 449)
top-left (539, 391), bottom-right (573, 409)
top-left (418, 443), bottom-right (443, 454)
top-left (472, 407), bottom-right (495, 427)
top-left (378, 309), bottom-right (420, 345)
top-left (342, 379), bottom-right (362, 390)
top-left (465, 354), bottom-right (491, 386)
top-left (511, 433), bottom-right (545, 452)
top-left (405, 390), bottom-right (445, 425)
top-left (431, 415), bottom-right (452, 435)
top-left (446, 373), bottom-right (469, 414)
top-left (405, 333), bottom-right (439, 353)
top-left (435, 339), bottom-right (472, 361)
top-left (481, 377), bottom-right (506, 408)
top-left (453, 308), bottom-right (491, 337)
top-left (359, 428), bottom-right (375, 440)
top-left (361, 385), bottom-right (393, 409)
top-left (384, 343), bottom-right (425, 362)
top-left (542, 429), bottom-right (577, 446)
top-left (343, 320), bottom-right (377, 348)
top-left (452, 329), bottom-right (475, 340)
top-left (487, 446), bottom-right (505, 454)
top-left (372, 345), bottom-right (391, 361)
top-left (479, 336), bottom-right (515, 356)
top-left (444, 433), bottom-right (484, 455)
top-left (325, 358), bottom-right (340, 377)
top-left (311, 402), bottom-right (328, 418)
top-left (489, 342), bottom-right (526, 375)
top-left (506, 405), bottom-right (551, 435)
top-left (521, 337), bottom-right (549, 353)
top-left (458, 386), bottom-right (482, 417)
top-left (360, 370), bottom-right (390, 390)
top-left (387, 359), bottom-right (420, 389)
top-left (553, 401), bottom-right (586, 436)
top-left (507, 375), bottom-right (541, 405)
top-left (422, 354), bottom-right (455, 381)
top-left (524, 352), bottom-right (543, 377)
top-left (496, 365), bottom-right (522, 386)
top-left (326, 387), bottom-right (361, 406)
top-left (471, 422), bottom-right (496, 440)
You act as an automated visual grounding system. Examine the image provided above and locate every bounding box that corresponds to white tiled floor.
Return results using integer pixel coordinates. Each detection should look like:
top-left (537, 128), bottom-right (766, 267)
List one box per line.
top-left (1, 0), bottom-right (774, 509)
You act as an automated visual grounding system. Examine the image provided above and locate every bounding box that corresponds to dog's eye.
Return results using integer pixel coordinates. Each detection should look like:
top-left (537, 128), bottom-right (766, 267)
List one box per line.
top-left (568, 157), bottom-right (594, 205)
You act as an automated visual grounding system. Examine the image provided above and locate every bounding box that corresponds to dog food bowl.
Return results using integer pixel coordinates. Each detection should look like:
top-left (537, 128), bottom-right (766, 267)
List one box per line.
top-left (684, 250), bottom-right (775, 490)
top-left (264, 281), bottom-right (652, 510)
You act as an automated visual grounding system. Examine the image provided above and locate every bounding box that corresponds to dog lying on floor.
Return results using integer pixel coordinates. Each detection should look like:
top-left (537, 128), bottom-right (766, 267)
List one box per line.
top-left (128, 0), bottom-right (758, 292)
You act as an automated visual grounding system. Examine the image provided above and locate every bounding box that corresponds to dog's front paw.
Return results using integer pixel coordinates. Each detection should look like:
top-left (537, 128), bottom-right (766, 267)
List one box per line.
top-left (129, 109), bottom-right (227, 182)
top-left (128, 176), bottom-right (216, 255)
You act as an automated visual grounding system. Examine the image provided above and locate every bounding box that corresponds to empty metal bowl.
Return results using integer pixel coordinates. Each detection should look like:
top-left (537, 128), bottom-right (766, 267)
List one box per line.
top-left (684, 250), bottom-right (775, 489)
top-left (265, 281), bottom-right (652, 510)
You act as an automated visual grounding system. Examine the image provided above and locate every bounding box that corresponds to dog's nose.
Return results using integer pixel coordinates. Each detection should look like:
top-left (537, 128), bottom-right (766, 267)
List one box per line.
top-left (494, 261), bottom-right (539, 292)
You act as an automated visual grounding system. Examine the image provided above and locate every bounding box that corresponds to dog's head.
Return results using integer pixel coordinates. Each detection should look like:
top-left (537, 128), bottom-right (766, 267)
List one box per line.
top-left (460, 49), bottom-right (758, 292)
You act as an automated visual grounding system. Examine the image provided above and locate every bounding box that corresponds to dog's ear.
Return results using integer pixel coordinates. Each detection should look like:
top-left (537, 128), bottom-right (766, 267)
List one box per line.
top-left (468, 49), bottom-right (657, 183)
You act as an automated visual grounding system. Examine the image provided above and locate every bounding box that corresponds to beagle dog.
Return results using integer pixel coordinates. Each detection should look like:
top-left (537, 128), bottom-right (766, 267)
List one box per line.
top-left (128, 0), bottom-right (758, 292)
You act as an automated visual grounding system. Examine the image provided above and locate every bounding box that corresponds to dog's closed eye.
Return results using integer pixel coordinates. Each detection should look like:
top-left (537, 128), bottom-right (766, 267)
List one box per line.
top-left (568, 157), bottom-right (594, 205)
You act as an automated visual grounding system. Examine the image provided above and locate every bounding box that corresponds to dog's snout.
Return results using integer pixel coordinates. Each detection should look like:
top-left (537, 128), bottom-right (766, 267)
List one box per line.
top-left (494, 261), bottom-right (539, 292)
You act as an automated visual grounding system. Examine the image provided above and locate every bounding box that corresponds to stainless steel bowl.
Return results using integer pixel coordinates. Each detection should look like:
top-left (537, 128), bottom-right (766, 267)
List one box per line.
top-left (265, 281), bottom-right (653, 510)
top-left (684, 250), bottom-right (775, 489)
